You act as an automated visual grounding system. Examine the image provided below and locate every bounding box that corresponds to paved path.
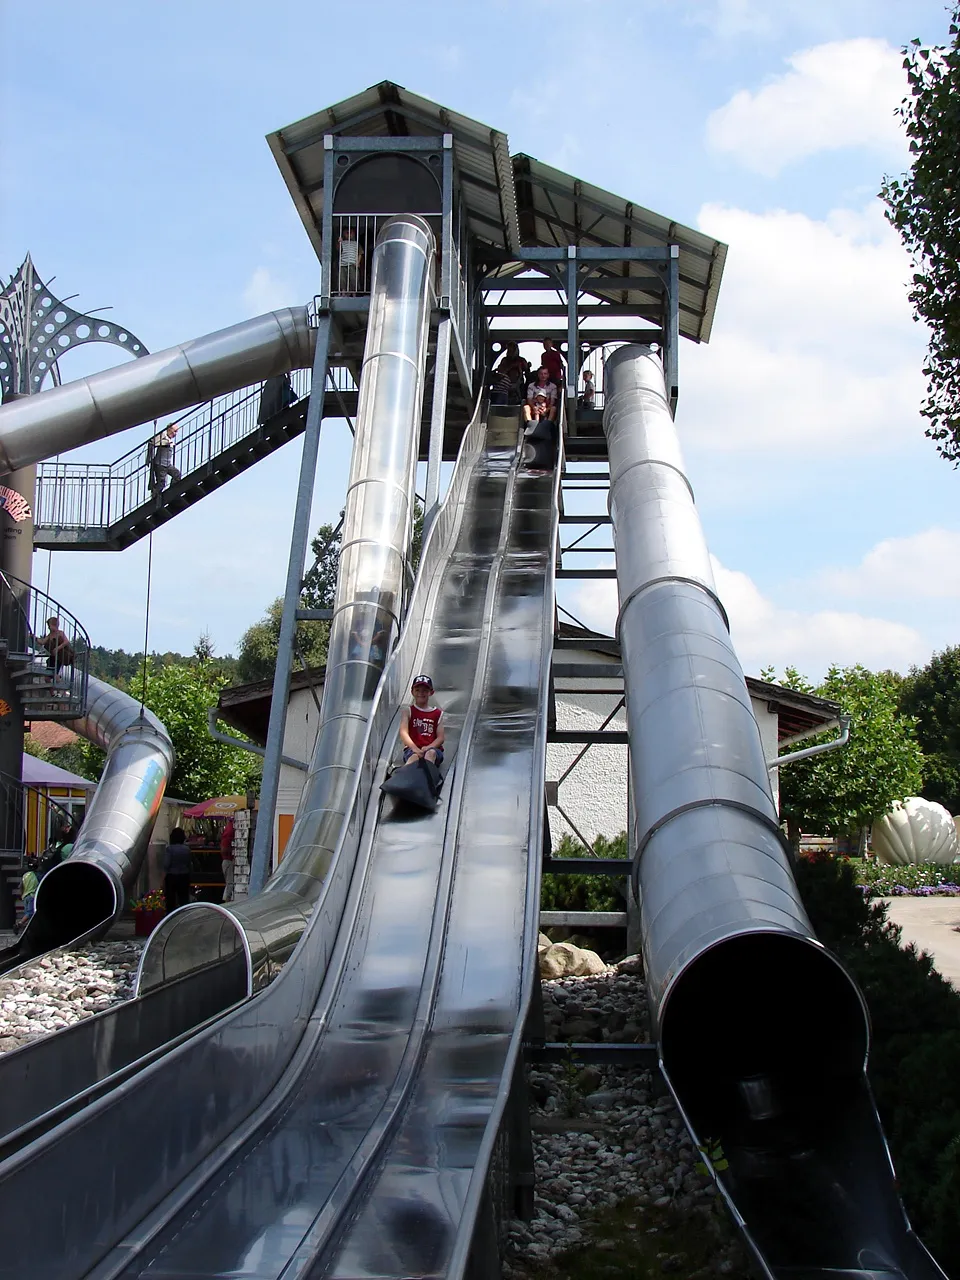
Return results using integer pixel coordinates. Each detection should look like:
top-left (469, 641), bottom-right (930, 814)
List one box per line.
top-left (882, 897), bottom-right (960, 989)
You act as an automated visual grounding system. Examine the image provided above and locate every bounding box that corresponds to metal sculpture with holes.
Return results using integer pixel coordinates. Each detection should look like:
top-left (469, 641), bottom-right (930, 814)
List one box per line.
top-left (0, 253), bottom-right (149, 403)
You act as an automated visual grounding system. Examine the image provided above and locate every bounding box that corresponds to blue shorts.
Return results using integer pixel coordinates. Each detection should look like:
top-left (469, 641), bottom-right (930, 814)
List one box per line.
top-left (403, 746), bottom-right (444, 764)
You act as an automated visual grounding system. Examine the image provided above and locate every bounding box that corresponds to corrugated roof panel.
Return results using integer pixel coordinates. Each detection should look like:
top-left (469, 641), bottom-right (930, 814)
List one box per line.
top-left (268, 83), bottom-right (725, 340)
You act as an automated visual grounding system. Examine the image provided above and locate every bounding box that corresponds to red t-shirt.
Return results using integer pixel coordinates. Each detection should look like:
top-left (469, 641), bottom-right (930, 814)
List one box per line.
top-left (408, 705), bottom-right (442, 749)
top-left (541, 348), bottom-right (564, 384)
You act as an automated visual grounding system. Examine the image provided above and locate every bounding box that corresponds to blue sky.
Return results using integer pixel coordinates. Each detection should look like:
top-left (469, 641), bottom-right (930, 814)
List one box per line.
top-left (1, 0), bottom-right (956, 680)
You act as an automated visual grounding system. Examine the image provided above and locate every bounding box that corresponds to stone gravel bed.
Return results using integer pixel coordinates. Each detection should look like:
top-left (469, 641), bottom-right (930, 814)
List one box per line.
top-left (0, 939), bottom-right (144, 1053)
top-left (505, 961), bottom-right (746, 1277)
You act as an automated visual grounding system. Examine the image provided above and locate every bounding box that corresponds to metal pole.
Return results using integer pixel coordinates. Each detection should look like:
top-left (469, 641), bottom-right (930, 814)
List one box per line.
top-left (665, 244), bottom-right (679, 413)
top-left (248, 314), bottom-right (332, 894)
top-left (423, 317), bottom-right (451, 539)
top-left (566, 247), bottom-right (578, 434)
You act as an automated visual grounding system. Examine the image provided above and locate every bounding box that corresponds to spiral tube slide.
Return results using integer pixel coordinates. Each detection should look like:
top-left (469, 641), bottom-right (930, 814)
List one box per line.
top-left (1, 675), bottom-right (173, 971)
top-left (605, 344), bottom-right (944, 1279)
top-left (0, 307), bottom-right (315, 471)
top-left (139, 216), bottom-right (438, 995)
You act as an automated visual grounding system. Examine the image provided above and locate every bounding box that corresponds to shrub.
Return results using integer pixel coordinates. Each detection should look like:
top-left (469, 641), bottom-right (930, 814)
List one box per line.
top-left (796, 854), bottom-right (960, 1269)
top-left (847, 857), bottom-right (960, 897)
top-left (540, 832), bottom-right (628, 914)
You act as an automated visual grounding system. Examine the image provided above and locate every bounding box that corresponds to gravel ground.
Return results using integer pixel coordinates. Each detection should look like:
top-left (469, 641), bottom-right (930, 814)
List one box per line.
top-left (504, 963), bottom-right (746, 1277)
top-left (0, 939), bottom-right (144, 1053)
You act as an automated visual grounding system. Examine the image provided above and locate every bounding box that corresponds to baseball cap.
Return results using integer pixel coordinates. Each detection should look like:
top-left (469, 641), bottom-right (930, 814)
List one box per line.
top-left (412, 673), bottom-right (433, 689)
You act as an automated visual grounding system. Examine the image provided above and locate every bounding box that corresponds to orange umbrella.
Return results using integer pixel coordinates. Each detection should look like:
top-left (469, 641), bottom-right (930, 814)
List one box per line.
top-left (182, 794), bottom-right (246, 819)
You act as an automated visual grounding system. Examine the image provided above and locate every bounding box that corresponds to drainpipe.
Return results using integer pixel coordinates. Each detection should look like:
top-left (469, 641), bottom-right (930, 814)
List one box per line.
top-left (766, 714), bottom-right (851, 771)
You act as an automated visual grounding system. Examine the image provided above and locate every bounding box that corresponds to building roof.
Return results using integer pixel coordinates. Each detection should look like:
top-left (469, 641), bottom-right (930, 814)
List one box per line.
top-left (25, 720), bottom-right (80, 750)
top-left (218, 636), bottom-right (839, 751)
top-left (218, 667), bottom-right (326, 746)
top-left (267, 81), bottom-right (519, 259)
top-left (268, 81), bottom-right (726, 343)
top-left (22, 753), bottom-right (96, 789)
top-left (556, 623), bottom-right (841, 744)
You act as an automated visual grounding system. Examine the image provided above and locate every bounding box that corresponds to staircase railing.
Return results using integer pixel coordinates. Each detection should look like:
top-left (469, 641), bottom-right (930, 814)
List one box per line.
top-left (33, 367), bottom-right (331, 534)
top-left (0, 572), bottom-right (90, 718)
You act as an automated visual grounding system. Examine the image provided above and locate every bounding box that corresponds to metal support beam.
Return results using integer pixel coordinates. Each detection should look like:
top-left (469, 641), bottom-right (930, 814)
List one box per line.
top-left (424, 316), bottom-right (451, 539)
top-left (566, 248), bottom-right (578, 432)
top-left (527, 1042), bottom-right (659, 1067)
top-left (666, 244), bottom-right (680, 412)
top-left (248, 314), bottom-right (332, 895)
top-left (540, 910), bottom-right (626, 927)
top-left (320, 138), bottom-right (335, 308)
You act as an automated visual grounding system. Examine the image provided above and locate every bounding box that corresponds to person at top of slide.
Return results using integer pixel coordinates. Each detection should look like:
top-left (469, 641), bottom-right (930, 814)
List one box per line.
top-left (399, 674), bottom-right (445, 767)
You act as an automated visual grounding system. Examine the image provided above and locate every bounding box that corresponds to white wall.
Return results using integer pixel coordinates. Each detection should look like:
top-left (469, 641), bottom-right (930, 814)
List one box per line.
top-left (270, 654), bottom-right (783, 864)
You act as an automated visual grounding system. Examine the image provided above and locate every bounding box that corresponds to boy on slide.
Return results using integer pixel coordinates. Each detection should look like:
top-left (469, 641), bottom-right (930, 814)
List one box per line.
top-left (399, 674), bottom-right (445, 767)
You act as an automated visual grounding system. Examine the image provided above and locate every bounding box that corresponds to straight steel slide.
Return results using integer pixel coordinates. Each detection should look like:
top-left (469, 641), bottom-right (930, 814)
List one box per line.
top-left (0, 411), bottom-right (554, 1278)
top-left (604, 344), bottom-right (944, 1280)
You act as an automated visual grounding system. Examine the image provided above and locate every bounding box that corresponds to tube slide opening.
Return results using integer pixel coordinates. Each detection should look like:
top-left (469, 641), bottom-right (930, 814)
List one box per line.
top-left (137, 905), bottom-right (249, 999)
top-left (33, 862), bottom-right (119, 948)
top-left (661, 932), bottom-right (868, 1142)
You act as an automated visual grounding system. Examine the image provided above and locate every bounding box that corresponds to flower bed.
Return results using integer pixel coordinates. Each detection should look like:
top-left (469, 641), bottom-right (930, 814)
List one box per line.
top-left (847, 857), bottom-right (960, 898)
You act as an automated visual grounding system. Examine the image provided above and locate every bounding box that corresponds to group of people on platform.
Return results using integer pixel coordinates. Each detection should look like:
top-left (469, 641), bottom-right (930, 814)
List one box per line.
top-left (489, 339), bottom-right (596, 428)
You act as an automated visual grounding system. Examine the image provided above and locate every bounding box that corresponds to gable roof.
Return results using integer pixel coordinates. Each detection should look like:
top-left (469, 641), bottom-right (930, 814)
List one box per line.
top-left (268, 81), bottom-right (726, 343)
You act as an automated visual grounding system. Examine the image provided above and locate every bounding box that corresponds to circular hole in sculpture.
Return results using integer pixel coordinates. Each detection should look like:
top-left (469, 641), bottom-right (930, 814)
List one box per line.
top-left (44, 322), bottom-right (55, 333)
top-left (337, 155), bottom-right (350, 167)
top-left (58, 335), bottom-right (71, 347)
top-left (41, 297), bottom-right (51, 307)
top-left (118, 332), bottom-right (128, 342)
top-left (75, 324), bottom-right (90, 339)
top-left (55, 311), bottom-right (66, 323)
top-left (97, 325), bottom-right (111, 337)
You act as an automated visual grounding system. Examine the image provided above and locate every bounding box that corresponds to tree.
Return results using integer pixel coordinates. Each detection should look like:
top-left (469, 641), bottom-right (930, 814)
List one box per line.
top-left (880, 6), bottom-right (960, 462)
top-left (236, 501), bottom-right (424, 685)
top-left (133, 656), bottom-right (254, 800)
top-left (899, 644), bottom-right (960, 814)
top-left (774, 665), bottom-right (924, 837)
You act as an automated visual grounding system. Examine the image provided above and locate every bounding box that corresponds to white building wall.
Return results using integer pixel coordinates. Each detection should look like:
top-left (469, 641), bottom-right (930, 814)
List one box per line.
top-left (268, 655), bottom-right (783, 864)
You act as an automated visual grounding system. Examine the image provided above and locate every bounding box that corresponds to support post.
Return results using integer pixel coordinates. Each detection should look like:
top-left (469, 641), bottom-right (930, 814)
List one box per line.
top-left (320, 136), bottom-right (335, 308)
top-left (424, 135), bottom-right (455, 540)
top-left (665, 243), bottom-right (680, 413)
top-left (423, 317), bottom-right (451, 539)
top-left (248, 315), bottom-right (332, 894)
top-left (566, 247), bottom-right (578, 434)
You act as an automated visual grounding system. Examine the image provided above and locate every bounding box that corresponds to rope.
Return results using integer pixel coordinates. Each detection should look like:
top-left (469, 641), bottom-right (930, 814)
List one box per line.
top-left (138, 531), bottom-right (154, 715)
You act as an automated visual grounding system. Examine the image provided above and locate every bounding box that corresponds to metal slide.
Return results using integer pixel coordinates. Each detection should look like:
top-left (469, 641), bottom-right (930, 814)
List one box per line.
top-left (0, 412), bottom-right (556, 1279)
top-left (0, 676), bottom-right (174, 975)
top-left (139, 215), bottom-right (436, 998)
top-left (605, 344), bottom-right (944, 1280)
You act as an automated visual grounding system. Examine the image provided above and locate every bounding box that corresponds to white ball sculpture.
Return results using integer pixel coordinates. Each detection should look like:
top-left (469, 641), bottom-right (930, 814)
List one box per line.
top-left (872, 797), bottom-right (960, 866)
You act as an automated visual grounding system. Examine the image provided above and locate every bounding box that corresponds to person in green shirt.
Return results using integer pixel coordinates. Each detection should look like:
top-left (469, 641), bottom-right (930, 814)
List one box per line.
top-left (20, 857), bottom-right (39, 924)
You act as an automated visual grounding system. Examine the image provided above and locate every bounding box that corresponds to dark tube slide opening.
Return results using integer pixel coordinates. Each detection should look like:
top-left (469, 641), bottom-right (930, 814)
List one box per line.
top-left (661, 933), bottom-right (868, 1142)
top-left (32, 862), bottom-right (118, 950)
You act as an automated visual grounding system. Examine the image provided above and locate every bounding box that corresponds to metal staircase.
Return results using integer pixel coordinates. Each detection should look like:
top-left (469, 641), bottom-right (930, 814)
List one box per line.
top-left (0, 573), bottom-right (90, 720)
top-left (33, 370), bottom-right (359, 552)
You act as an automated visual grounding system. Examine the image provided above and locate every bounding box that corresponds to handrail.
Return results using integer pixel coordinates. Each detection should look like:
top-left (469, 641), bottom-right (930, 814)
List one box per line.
top-left (32, 366), bottom-right (359, 534)
top-left (0, 571), bottom-right (90, 718)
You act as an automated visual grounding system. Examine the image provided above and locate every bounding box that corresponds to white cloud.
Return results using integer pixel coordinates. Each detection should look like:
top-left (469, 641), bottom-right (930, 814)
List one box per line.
top-left (682, 200), bottom-right (925, 456)
top-left (569, 559), bottom-right (927, 681)
top-left (819, 528), bottom-right (960, 600)
top-left (706, 38), bottom-right (907, 175)
top-left (242, 266), bottom-right (299, 317)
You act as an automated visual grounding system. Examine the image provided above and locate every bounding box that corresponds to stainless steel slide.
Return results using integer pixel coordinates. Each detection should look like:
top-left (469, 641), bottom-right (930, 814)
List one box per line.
top-left (139, 215), bottom-right (436, 997)
top-left (0, 416), bottom-right (553, 1279)
top-left (605, 344), bottom-right (944, 1280)
top-left (0, 307), bottom-right (315, 470)
top-left (0, 675), bottom-right (173, 975)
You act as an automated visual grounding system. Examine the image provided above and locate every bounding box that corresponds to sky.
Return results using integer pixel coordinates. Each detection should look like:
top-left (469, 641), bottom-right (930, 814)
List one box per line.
top-left (1, 0), bottom-right (956, 683)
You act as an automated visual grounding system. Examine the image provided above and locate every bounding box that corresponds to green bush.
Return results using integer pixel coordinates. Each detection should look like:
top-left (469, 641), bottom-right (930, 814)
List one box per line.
top-left (540, 832), bottom-right (628, 914)
top-left (795, 854), bottom-right (960, 1269)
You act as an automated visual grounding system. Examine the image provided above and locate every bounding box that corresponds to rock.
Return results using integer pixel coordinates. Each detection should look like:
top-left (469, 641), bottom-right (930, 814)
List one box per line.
top-left (617, 953), bottom-right (644, 975)
top-left (539, 942), bottom-right (606, 979)
top-left (538, 932), bottom-right (553, 950)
